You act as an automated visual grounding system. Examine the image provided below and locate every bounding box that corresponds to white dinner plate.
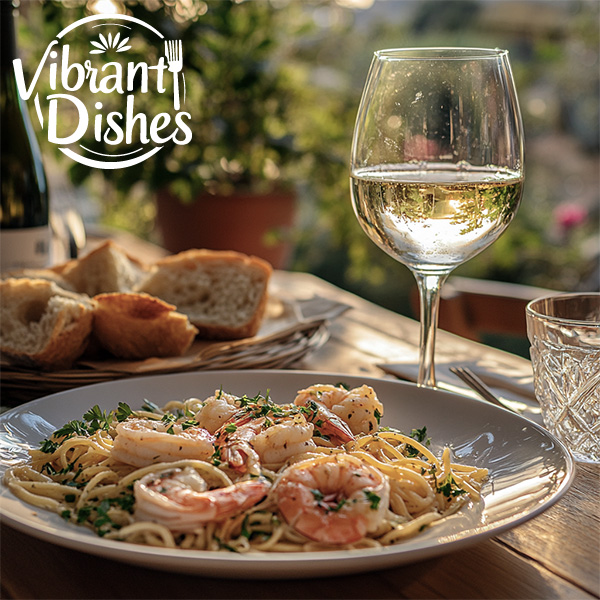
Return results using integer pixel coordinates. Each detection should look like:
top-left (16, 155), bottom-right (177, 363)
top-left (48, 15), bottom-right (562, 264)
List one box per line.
top-left (0, 370), bottom-right (575, 579)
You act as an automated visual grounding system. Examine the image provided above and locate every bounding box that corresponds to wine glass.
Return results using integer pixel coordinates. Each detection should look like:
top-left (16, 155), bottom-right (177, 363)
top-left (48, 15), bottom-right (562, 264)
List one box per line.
top-left (350, 48), bottom-right (524, 388)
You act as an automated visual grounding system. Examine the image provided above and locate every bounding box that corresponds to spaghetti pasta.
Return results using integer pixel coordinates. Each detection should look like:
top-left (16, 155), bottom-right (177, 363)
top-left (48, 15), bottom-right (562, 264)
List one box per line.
top-left (4, 383), bottom-right (488, 552)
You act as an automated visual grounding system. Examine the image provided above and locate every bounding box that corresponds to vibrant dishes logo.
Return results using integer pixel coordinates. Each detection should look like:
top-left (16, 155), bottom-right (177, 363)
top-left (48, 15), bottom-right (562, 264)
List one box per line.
top-left (12, 14), bottom-right (191, 169)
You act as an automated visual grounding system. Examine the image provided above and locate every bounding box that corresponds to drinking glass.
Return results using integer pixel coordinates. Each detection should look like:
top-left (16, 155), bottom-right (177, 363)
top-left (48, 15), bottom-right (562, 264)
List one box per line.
top-left (350, 48), bottom-right (524, 387)
top-left (526, 293), bottom-right (600, 462)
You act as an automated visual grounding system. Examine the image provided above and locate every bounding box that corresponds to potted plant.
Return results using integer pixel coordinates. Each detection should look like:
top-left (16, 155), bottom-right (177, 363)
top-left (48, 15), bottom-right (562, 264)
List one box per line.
top-left (28, 0), bottom-right (346, 268)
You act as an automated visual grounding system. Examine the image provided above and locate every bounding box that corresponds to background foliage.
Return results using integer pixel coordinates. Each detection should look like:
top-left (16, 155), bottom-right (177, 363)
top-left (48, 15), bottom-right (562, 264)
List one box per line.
top-left (19, 0), bottom-right (600, 318)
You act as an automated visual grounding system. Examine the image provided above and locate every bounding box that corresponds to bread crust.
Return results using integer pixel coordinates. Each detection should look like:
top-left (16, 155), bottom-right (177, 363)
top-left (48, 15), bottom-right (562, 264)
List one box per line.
top-left (2, 268), bottom-right (76, 291)
top-left (93, 293), bottom-right (198, 359)
top-left (0, 279), bottom-right (95, 370)
top-left (152, 248), bottom-right (271, 271)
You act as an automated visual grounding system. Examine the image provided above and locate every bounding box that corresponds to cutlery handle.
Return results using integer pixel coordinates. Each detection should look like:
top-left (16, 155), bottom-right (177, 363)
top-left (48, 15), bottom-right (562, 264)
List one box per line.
top-left (173, 73), bottom-right (180, 111)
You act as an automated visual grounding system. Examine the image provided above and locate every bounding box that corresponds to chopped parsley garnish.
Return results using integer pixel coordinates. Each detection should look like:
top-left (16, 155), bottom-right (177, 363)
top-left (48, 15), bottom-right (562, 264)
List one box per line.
top-left (410, 426), bottom-right (430, 444)
top-left (436, 475), bottom-right (467, 498)
top-left (311, 489), bottom-right (348, 513)
top-left (330, 498), bottom-right (346, 512)
top-left (42, 461), bottom-right (75, 476)
top-left (39, 439), bottom-right (59, 454)
top-left (93, 499), bottom-right (113, 531)
top-left (214, 536), bottom-right (238, 553)
top-left (373, 408), bottom-right (382, 425)
top-left (41, 403), bottom-right (131, 450)
top-left (240, 514), bottom-right (273, 541)
top-left (115, 402), bottom-right (133, 422)
top-left (405, 426), bottom-right (431, 457)
top-left (364, 490), bottom-right (381, 510)
top-left (311, 489), bottom-right (325, 502)
top-left (70, 494), bottom-right (135, 535)
top-left (52, 419), bottom-right (89, 440)
top-left (312, 430), bottom-right (330, 442)
top-left (211, 446), bottom-right (222, 466)
top-left (76, 506), bottom-right (92, 523)
top-left (82, 405), bottom-right (113, 433)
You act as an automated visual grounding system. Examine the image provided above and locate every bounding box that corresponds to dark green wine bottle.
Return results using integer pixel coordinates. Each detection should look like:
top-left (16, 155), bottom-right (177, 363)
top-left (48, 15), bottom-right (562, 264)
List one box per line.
top-left (1, 1), bottom-right (51, 271)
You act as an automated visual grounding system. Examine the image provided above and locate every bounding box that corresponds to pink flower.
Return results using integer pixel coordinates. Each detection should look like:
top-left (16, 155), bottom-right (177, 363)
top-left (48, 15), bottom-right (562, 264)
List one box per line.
top-left (554, 203), bottom-right (588, 232)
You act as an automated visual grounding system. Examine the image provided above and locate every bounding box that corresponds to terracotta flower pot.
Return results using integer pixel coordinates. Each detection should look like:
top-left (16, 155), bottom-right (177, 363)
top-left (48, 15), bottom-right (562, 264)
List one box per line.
top-left (155, 188), bottom-right (297, 269)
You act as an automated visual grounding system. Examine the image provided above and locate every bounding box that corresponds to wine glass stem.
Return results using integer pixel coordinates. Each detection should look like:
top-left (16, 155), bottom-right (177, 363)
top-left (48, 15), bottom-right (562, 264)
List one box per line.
top-left (413, 271), bottom-right (451, 388)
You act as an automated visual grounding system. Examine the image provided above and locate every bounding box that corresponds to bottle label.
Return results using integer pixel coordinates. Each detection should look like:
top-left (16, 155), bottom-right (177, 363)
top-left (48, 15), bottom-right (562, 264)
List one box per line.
top-left (1, 226), bottom-right (51, 271)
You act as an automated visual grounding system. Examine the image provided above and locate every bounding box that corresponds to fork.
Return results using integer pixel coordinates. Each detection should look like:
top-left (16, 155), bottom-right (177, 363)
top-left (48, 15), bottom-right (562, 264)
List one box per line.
top-left (449, 366), bottom-right (518, 412)
top-left (165, 40), bottom-right (183, 110)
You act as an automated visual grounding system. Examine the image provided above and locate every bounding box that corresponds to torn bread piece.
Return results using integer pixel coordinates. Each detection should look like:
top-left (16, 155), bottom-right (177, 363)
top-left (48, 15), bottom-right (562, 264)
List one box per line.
top-left (0, 278), bottom-right (95, 370)
top-left (57, 240), bottom-right (150, 296)
top-left (93, 292), bottom-right (198, 359)
top-left (139, 249), bottom-right (272, 339)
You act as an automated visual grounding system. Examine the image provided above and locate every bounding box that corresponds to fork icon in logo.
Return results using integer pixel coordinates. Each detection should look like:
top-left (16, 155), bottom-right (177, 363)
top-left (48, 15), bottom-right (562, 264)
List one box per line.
top-left (165, 40), bottom-right (183, 110)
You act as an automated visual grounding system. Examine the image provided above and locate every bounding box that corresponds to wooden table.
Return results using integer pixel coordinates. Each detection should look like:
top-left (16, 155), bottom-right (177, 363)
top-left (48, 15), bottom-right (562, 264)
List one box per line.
top-left (1, 266), bottom-right (598, 599)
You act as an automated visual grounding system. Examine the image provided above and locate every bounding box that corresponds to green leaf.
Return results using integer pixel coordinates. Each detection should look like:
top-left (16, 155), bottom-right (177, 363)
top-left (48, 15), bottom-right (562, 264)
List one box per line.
top-left (116, 402), bottom-right (133, 422)
top-left (39, 439), bottom-right (59, 454)
top-left (364, 490), bottom-right (381, 510)
top-left (311, 489), bottom-right (324, 502)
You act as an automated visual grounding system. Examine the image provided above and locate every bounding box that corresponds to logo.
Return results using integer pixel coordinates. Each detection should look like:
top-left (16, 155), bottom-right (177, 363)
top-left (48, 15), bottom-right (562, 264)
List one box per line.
top-left (12, 14), bottom-right (191, 169)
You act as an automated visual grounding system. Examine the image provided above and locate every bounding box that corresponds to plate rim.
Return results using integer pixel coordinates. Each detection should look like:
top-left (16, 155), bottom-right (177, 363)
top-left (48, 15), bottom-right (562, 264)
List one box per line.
top-left (0, 369), bottom-right (576, 578)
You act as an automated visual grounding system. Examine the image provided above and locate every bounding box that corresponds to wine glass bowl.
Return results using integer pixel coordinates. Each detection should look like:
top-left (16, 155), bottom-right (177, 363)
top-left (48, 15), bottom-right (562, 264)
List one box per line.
top-left (350, 48), bottom-right (524, 387)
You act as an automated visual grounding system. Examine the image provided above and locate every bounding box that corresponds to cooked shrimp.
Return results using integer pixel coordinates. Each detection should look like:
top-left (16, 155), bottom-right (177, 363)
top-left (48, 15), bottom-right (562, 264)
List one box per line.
top-left (134, 467), bottom-right (270, 532)
top-left (295, 384), bottom-right (383, 435)
top-left (193, 390), bottom-right (241, 434)
top-left (111, 418), bottom-right (215, 468)
top-left (275, 454), bottom-right (390, 545)
top-left (215, 412), bottom-right (317, 473)
top-left (248, 413), bottom-right (317, 465)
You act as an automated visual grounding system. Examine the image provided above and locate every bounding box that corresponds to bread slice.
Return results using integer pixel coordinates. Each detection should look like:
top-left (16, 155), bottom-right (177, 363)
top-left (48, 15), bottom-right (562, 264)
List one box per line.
top-left (0, 278), bottom-right (95, 370)
top-left (93, 293), bottom-right (198, 359)
top-left (57, 240), bottom-right (149, 296)
top-left (139, 250), bottom-right (272, 339)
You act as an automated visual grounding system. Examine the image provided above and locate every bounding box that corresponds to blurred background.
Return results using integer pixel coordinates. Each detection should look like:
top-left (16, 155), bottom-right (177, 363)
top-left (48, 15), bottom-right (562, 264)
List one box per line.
top-left (14, 0), bottom-right (600, 350)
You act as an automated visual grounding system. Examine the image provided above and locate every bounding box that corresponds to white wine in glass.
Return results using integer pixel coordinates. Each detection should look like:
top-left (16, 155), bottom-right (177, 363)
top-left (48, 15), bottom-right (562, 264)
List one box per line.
top-left (350, 48), bottom-right (524, 388)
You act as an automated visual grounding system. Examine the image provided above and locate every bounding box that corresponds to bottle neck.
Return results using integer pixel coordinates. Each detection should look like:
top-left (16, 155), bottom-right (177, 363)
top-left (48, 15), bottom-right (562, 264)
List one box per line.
top-left (1, 2), bottom-right (18, 67)
top-left (1, 3), bottom-right (26, 126)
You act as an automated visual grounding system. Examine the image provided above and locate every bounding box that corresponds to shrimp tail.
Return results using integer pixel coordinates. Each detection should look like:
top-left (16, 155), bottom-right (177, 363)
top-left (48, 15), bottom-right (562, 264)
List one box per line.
top-left (220, 441), bottom-right (261, 475)
top-left (302, 399), bottom-right (355, 445)
top-left (214, 415), bottom-right (262, 475)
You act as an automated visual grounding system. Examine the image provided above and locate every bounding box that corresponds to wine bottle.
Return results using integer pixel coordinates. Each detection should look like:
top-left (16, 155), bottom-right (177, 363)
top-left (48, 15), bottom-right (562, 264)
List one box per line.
top-left (1, 1), bottom-right (51, 271)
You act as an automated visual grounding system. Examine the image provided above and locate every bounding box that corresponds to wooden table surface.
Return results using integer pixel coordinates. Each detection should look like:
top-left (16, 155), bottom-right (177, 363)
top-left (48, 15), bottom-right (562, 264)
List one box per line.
top-left (1, 257), bottom-right (599, 599)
